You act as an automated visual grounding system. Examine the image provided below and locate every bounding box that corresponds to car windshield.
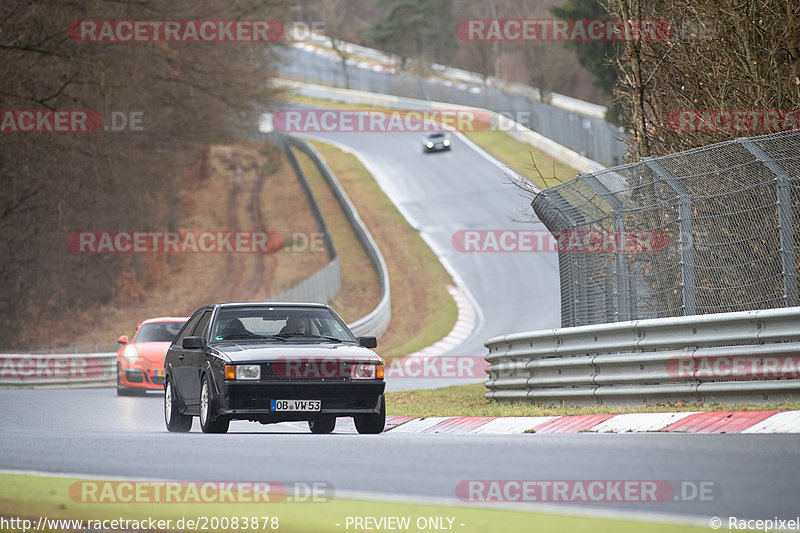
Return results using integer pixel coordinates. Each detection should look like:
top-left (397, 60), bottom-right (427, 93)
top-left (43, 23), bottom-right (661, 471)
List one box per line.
top-left (134, 322), bottom-right (184, 343)
top-left (210, 306), bottom-right (356, 343)
top-left (428, 133), bottom-right (445, 139)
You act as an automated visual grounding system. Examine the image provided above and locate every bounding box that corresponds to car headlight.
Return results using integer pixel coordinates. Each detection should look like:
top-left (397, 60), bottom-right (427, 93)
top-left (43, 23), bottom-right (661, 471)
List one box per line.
top-left (351, 363), bottom-right (380, 379)
top-left (426, 141), bottom-right (434, 148)
top-left (225, 364), bottom-right (260, 380)
top-left (443, 138), bottom-right (451, 146)
top-left (122, 344), bottom-right (139, 363)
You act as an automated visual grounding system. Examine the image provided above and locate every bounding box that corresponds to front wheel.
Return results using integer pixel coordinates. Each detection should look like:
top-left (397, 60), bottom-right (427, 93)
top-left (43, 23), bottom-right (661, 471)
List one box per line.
top-left (164, 379), bottom-right (192, 432)
top-left (200, 375), bottom-right (229, 434)
top-left (308, 415), bottom-right (336, 434)
top-left (354, 395), bottom-right (385, 434)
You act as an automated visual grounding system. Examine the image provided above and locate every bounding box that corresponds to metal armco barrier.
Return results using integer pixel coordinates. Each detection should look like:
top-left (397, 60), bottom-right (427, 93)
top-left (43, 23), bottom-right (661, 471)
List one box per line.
top-left (485, 307), bottom-right (800, 406)
top-left (270, 258), bottom-right (342, 305)
top-left (0, 353), bottom-right (116, 388)
top-left (274, 80), bottom-right (604, 174)
top-left (284, 135), bottom-right (391, 338)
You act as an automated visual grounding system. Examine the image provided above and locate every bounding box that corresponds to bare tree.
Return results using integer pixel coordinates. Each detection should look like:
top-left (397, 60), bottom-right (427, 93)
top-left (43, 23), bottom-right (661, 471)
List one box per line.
top-left (610, 0), bottom-right (800, 159)
top-left (0, 0), bottom-right (290, 348)
top-left (318, 0), bottom-right (364, 89)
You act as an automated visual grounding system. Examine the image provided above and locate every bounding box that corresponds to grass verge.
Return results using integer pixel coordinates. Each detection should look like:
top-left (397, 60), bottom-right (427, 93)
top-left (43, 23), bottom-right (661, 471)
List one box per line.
top-left (307, 140), bottom-right (457, 358)
top-left (386, 383), bottom-right (800, 417)
top-left (290, 146), bottom-right (380, 324)
top-left (0, 472), bottom-right (711, 533)
top-left (462, 131), bottom-right (578, 189)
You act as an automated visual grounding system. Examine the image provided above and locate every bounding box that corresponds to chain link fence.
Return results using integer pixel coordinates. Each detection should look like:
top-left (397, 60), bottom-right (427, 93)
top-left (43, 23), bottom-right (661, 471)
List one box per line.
top-left (532, 131), bottom-right (800, 327)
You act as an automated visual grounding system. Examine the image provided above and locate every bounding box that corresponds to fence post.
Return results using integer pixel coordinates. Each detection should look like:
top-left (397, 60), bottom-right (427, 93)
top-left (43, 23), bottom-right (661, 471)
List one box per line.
top-left (582, 174), bottom-right (631, 322)
top-left (643, 158), bottom-right (697, 316)
top-left (739, 138), bottom-right (799, 308)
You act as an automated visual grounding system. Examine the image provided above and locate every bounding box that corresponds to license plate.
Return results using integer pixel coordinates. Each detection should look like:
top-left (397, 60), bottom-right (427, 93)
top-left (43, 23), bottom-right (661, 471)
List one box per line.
top-left (270, 399), bottom-right (321, 411)
top-left (154, 369), bottom-right (164, 377)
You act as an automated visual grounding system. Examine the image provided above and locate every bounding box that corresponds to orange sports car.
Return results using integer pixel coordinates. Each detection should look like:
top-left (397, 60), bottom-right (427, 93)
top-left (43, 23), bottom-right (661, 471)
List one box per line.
top-left (116, 317), bottom-right (188, 395)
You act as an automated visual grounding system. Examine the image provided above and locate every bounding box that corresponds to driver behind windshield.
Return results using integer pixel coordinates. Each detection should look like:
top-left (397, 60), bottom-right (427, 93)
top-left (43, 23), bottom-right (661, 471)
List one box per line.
top-left (218, 318), bottom-right (250, 338)
top-left (280, 317), bottom-right (308, 335)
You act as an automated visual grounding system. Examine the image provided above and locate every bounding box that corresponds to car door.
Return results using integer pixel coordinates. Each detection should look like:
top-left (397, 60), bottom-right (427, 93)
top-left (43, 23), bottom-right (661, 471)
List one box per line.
top-left (181, 309), bottom-right (213, 408)
top-left (167, 310), bottom-right (203, 407)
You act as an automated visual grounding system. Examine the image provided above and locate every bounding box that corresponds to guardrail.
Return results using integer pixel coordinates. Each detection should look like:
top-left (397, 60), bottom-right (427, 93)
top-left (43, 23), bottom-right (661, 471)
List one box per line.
top-left (0, 353), bottom-right (116, 388)
top-left (274, 80), bottom-right (604, 174)
top-left (287, 26), bottom-right (608, 120)
top-left (284, 136), bottom-right (391, 338)
top-left (270, 258), bottom-right (341, 304)
top-left (485, 307), bottom-right (800, 406)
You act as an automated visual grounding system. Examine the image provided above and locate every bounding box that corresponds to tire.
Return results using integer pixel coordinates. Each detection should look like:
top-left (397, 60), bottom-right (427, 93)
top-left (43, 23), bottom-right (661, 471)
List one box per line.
top-left (164, 379), bottom-right (192, 432)
top-left (354, 395), bottom-right (385, 434)
top-left (200, 375), bottom-right (229, 434)
top-left (308, 415), bottom-right (336, 434)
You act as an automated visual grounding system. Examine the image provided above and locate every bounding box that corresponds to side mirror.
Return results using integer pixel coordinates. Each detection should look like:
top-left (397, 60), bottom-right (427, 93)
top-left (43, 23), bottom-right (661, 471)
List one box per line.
top-left (358, 336), bottom-right (377, 349)
top-left (182, 336), bottom-right (205, 349)
top-left (117, 335), bottom-right (129, 345)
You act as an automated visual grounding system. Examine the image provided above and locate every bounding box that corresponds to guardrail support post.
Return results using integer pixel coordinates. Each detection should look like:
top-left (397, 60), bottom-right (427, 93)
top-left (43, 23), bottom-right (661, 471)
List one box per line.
top-left (739, 138), bottom-right (799, 308)
top-left (643, 158), bottom-right (697, 316)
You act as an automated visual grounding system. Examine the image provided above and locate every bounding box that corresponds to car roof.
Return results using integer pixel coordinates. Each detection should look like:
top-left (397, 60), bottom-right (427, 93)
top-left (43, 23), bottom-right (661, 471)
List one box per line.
top-left (139, 316), bottom-right (190, 325)
top-left (215, 302), bottom-right (329, 309)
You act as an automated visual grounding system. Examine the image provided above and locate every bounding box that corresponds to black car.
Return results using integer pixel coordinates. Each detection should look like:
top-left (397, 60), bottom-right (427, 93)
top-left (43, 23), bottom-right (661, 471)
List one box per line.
top-left (422, 132), bottom-right (452, 153)
top-left (163, 302), bottom-right (385, 434)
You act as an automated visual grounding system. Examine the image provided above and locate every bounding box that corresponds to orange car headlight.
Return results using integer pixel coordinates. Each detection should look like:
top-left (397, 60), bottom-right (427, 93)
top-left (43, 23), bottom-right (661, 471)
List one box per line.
top-left (122, 344), bottom-right (139, 363)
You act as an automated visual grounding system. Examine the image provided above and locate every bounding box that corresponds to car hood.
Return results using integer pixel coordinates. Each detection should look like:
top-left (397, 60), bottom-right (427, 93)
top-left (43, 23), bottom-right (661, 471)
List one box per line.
top-left (211, 342), bottom-right (382, 364)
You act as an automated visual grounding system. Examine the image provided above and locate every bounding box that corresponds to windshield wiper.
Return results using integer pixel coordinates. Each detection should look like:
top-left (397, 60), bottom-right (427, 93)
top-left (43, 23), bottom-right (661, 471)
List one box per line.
top-left (217, 333), bottom-right (266, 340)
top-left (272, 333), bottom-right (344, 343)
top-left (309, 335), bottom-right (345, 343)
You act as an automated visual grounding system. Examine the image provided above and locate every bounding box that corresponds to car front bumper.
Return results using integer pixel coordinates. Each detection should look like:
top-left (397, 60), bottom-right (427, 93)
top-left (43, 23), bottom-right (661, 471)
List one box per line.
top-left (219, 380), bottom-right (385, 422)
top-left (118, 358), bottom-right (165, 390)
